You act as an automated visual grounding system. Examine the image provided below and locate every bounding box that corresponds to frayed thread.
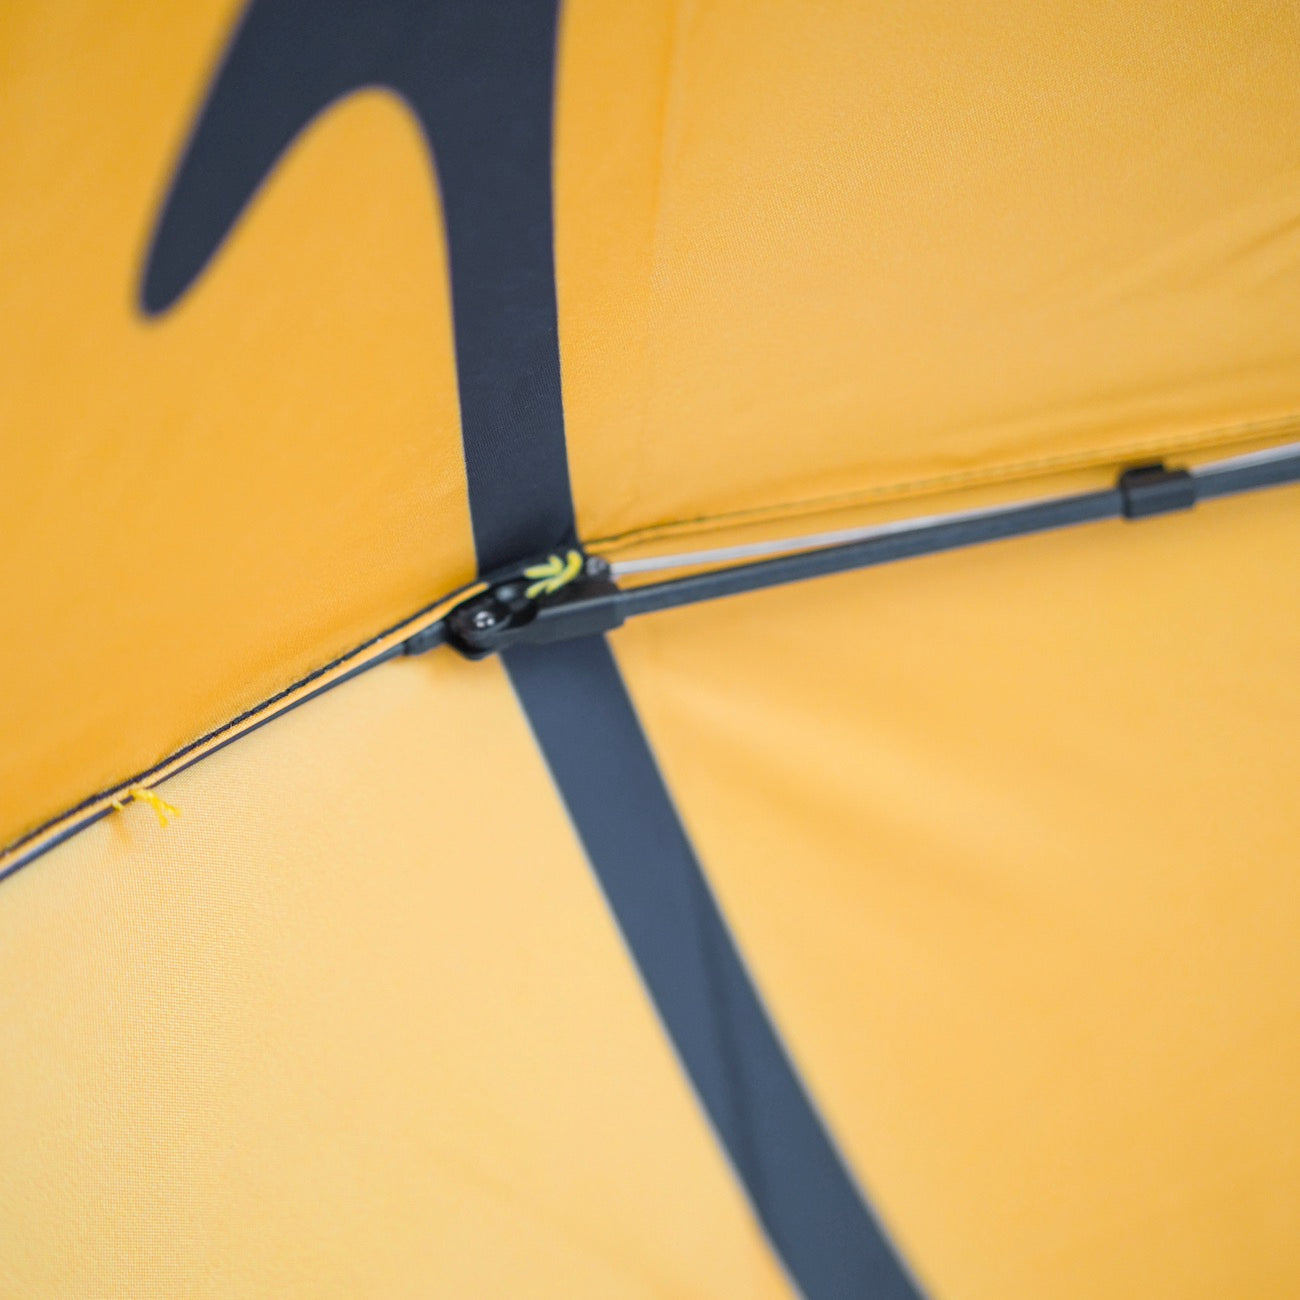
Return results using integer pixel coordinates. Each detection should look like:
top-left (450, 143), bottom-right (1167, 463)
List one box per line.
top-left (110, 785), bottom-right (181, 828)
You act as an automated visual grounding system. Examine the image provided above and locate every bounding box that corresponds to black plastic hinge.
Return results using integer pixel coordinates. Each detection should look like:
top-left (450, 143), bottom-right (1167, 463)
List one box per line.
top-left (1118, 462), bottom-right (1197, 519)
top-left (438, 550), bottom-right (625, 659)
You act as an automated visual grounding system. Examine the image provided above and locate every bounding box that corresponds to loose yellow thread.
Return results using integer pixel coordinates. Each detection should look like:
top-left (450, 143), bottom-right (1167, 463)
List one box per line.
top-left (523, 549), bottom-right (583, 600)
top-left (110, 785), bottom-right (181, 827)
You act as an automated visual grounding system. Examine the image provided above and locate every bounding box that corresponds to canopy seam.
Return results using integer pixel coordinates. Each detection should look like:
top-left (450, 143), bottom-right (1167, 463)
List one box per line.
top-left (590, 412), bottom-right (1300, 554)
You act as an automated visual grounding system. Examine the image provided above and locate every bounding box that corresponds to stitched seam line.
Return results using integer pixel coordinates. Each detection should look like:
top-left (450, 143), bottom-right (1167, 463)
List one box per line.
top-left (7, 413), bottom-right (1298, 876)
top-left (590, 414), bottom-right (1300, 554)
top-left (0, 579), bottom-right (484, 877)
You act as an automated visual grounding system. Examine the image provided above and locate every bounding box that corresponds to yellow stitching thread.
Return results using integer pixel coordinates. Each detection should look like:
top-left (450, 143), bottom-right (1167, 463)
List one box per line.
top-left (0, 579), bottom-right (492, 872)
top-left (110, 785), bottom-right (181, 828)
top-left (523, 549), bottom-right (583, 599)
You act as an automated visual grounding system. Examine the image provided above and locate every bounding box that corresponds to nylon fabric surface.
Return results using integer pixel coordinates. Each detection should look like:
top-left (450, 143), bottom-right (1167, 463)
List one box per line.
top-left (506, 636), bottom-right (921, 1300)
top-left (0, 652), bottom-right (792, 1298)
top-left (2, 4), bottom-right (1299, 1293)
top-left (557, 0), bottom-right (1300, 541)
top-left (0, 2), bottom-right (475, 847)
top-left (6, 1), bottom-right (1300, 849)
top-left (414, 1), bottom-right (918, 1282)
top-left (608, 486), bottom-right (1300, 1300)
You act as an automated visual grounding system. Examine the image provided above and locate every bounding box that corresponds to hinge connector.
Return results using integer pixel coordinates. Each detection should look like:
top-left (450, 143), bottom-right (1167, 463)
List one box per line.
top-left (1118, 462), bottom-right (1197, 519)
top-left (438, 549), bottom-right (625, 659)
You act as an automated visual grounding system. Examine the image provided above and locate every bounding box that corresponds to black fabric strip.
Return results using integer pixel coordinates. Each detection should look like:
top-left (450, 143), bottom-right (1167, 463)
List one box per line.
top-left (505, 636), bottom-right (921, 1300)
top-left (139, 2), bottom-right (918, 1289)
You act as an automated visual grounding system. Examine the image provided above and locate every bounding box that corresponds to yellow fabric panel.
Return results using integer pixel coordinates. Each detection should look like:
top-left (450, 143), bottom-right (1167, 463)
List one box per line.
top-left (557, 1), bottom-right (1300, 544)
top-left (7, 0), bottom-right (1300, 856)
top-left (0, 5), bottom-right (474, 847)
top-left (611, 486), bottom-right (1300, 1299)
top-left (0, 651), bottom-right (789, 1297)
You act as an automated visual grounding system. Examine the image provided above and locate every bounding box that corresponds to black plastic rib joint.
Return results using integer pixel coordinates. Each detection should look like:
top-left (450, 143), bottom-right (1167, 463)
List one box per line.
top-left (420, 449), bottom-right (1299, 661)
top-left (443, 573), bottom-right (624, 659)
top-left (1118, 462), bottom-right (1197, 519)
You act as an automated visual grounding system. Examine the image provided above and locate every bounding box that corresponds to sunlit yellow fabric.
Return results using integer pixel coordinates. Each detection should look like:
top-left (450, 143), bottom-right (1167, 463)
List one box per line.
top-left (612, 485), bottom-right (1300, 1300)
top-left (2, 7), bottom-right (1299, 1288)
top-left (0, 651), bottom-right (788, 1297)
top-left (4, 2), bottom-right (1300, 850)
top-left (0, 4), bottom-right (474, 847)
top-left (4, 491), bottom-right (1295, 1298)
top-left (556, 0), bottom-right (1300, 542)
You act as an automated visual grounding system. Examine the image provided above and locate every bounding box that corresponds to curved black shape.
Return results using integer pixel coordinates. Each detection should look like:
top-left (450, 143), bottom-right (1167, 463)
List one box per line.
top-left (141, 6), bottom-right (923, 1293)
top-left (506, 636), bottom-right (922, 1299)
top-left (141, 0), bottom-right (575, 570)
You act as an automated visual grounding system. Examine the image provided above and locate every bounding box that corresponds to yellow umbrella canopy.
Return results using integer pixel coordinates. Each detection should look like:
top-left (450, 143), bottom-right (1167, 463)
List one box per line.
top-left (2, 3), bottom-right (1298, 1296)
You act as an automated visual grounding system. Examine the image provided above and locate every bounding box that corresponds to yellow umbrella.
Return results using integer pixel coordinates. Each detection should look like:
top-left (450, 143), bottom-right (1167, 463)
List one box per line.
top-left (2, 3), bottom-right (1298, 1295)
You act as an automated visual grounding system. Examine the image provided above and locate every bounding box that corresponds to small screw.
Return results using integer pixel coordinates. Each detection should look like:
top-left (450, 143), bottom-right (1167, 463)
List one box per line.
top-left (470, 606), bottom-right (501, 630)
